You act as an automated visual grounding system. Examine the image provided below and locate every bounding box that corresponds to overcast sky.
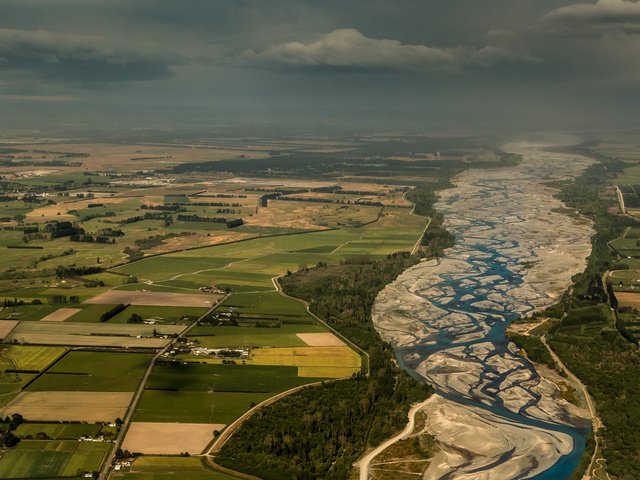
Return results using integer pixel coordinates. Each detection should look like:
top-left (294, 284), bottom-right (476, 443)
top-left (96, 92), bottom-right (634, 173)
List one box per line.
top-left (0, 0), bottom-right (639, 132)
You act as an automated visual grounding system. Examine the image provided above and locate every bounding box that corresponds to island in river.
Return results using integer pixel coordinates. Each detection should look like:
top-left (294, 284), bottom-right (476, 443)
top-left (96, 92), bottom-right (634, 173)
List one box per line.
top-left (370, 142), bottom-right (596, 480)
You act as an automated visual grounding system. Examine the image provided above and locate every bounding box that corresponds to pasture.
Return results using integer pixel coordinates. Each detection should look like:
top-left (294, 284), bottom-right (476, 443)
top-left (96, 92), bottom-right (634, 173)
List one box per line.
top-left (146, 363), bottom-right (313, 393)
top-left (0, 440), bottom-right (110, 478)
top-left (14, 422), bottom-right (102, 439)
top-left (1, 304), bottom-right (61, 322)
top-left (186, 323), bottom-right (328, 348)
top-left (249, 346), bottom-right (361, 369)
top-left (59, 304), bottom-right (121, 323)
top-left (27, 352), bottom-right (153, 391)
top-left (110, 206), bottom-right (426, 297)
top-left (134, 390), bottom-right (273, 424)
top-left (2, 345), bottom-right (67, 371)
top-left (0, 345), bottom-right (67, 407)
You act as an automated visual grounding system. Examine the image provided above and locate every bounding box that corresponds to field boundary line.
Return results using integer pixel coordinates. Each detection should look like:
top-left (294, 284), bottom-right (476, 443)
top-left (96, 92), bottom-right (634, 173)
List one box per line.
top-left (18, 347), bottom-right (70, 392)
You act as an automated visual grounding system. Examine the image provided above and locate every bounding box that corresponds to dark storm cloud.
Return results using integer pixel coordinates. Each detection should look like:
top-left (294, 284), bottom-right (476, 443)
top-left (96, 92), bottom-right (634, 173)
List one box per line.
top-left (0, 0), bottom-right (638, 130)
top-left (0, 27), bottom-right (185, 83)
top-left (241, 28), bottom-right (539, 72)
top-left (539, 0), bottom-right (640, 37)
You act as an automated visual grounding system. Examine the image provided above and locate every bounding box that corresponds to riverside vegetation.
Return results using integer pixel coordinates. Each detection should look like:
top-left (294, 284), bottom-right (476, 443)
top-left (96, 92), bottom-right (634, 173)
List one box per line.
top-left (538, 149), bottom-right (640, 480)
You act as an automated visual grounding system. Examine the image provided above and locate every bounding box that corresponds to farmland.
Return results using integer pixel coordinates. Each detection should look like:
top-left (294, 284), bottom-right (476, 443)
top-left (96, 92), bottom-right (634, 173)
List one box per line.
top-left (122, 422), bottom-right (225, 455)
top-left (14, 423), bottom-right (103, 440)
top-left (134, 391), bottom-right (273, 424)
top-left (0, 440), bottom-right (111, 478)
top-left (0, 133), bottom-right (483, 478)
top-left (27, 352), bottom-right (153, 391)
top-left (6, 322), bottom-right (186, 348)
top-left (0, 391), bottom-right (134, 422)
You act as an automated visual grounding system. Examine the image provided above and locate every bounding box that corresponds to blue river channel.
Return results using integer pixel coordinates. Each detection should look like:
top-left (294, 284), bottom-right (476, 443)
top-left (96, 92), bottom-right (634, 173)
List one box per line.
top-left (394, 183), bottom-right (589, 479)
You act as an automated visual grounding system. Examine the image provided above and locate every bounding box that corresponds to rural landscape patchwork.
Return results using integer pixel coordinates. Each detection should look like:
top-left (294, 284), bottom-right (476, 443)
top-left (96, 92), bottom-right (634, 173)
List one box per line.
top-left (0, 132), bottom-right (638, 480)
top-left (2, 1), bottom-right (640, 479)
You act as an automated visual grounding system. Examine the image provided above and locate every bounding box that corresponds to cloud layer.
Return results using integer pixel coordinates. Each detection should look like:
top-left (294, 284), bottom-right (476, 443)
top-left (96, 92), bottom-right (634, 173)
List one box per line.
top-left (0, 28), bottom-right (185, 83)
top-left (242, 28), bottom-right (536, 71)
top-left (540, 0), bottom-right (640, 37)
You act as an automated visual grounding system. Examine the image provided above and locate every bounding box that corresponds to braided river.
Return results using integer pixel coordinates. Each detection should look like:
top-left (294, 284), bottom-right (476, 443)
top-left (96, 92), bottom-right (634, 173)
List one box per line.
top-left (373, 143), bottom-right (595, 479)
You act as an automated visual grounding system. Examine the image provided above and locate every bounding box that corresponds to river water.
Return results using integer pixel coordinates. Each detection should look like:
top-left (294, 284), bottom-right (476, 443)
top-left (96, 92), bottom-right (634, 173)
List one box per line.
top-left (372, 144), bottom-right (595, 479)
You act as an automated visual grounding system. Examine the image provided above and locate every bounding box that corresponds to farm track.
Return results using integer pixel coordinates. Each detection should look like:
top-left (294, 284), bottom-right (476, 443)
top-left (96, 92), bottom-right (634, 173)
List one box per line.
top-left (355, 398), bottom-right (432, 480)
top-left (538, 334), bottom-right (606, 480)
top-left (510, 322), bottom-right (607, 480)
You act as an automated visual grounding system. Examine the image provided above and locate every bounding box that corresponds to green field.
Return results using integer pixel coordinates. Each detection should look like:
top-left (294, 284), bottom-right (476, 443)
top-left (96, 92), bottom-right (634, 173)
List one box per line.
top-left (146, 363), bottom-right (316, 393)
top-left (0, 373), bottom-right (36, 407)
top-left (108, 305), bottom-right (207, 324)
top-left (60, 304), bottom-right (120, 323)
top-left (0, 440), bottom-right (110, 478)
top-left (615, 163), bottom-right (640, 185)
top-left (193, 332), bottom-right (306, 348)
top-left (112, 209), bottom-right (426, 293)
top-left (0, 346), bottom-right (66, 407)
top-left (0, 304), bottom-right (62, 321)
top-left (187, 323), bottom-right (326, 347)
top-left (27, 352), bottom-right (153, 391)
top-left (14, 422), bottom-right (102, 439)
top-left (551, 304), bottom-right (613, 344)
top-left (221, 291), bottom-right (310, 317)
top-left (8, 321), bottom-right (185, 339)
top-left (134, 391), bottom-right (273, 424)
top-left (2, 345), bottom-right (67, 371)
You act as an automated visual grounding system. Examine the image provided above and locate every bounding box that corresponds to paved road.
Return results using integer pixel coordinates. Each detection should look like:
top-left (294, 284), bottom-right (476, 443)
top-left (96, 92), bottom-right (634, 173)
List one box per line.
top-left (98, 299), bottom-right (225, 480)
